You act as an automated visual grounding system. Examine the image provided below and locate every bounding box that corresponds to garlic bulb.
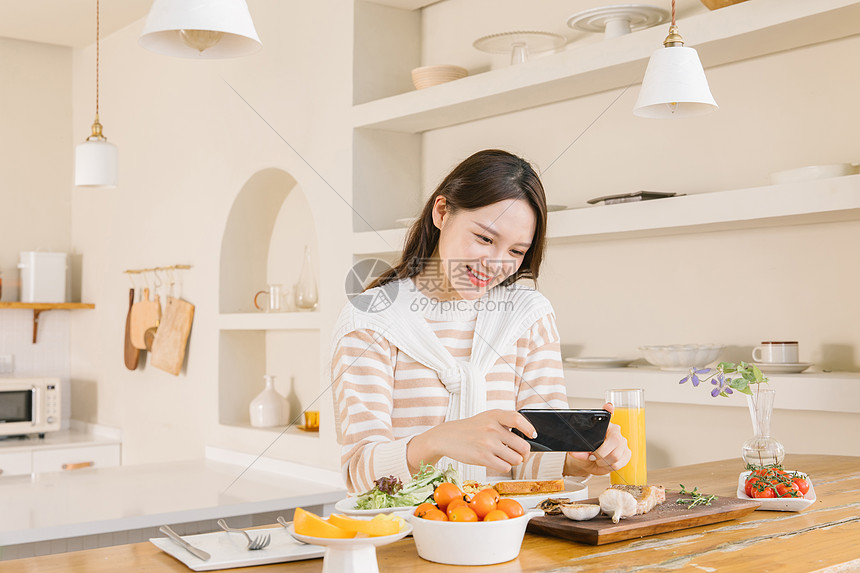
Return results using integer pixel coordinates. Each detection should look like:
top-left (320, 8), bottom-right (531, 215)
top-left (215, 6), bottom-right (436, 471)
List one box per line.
top-left (560, 503), bottom-right (600, 521)
top-left (599, 488), bottom-right (638, 523)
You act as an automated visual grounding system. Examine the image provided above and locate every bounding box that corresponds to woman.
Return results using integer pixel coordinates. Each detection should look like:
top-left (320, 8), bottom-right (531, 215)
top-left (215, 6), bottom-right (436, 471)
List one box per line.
top-left (331, 149), bottom-right (630, 494)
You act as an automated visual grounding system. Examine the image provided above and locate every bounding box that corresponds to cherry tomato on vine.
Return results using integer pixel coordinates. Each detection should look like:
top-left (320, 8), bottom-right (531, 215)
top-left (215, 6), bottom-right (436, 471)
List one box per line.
top-left (752, 486), bottom-right (777, 498)
top-left (776, 482), bottom-right (800, 497)
top-left (744, 476), bottom-right (761, 497)
top-left (792, 477), bottom-right (810, 495)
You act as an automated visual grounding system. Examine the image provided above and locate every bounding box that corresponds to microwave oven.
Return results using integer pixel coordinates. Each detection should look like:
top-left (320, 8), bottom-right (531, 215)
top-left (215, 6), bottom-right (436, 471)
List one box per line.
top-left (0, 377), bottom-right (61, 438)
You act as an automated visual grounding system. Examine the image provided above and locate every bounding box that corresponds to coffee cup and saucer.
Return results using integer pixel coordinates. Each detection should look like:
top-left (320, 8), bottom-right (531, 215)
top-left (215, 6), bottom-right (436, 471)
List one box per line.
top-left (750, 341), bottom-right (812, 374)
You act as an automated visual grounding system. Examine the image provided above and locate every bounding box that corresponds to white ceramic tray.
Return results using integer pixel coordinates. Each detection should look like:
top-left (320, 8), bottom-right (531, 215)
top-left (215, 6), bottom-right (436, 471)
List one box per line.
top-left (736, 470), bottom-right (816, 511)
top-left (335, 477), bottom-right (588, 516)
top-left (150, 526), bottom-right (324, 571)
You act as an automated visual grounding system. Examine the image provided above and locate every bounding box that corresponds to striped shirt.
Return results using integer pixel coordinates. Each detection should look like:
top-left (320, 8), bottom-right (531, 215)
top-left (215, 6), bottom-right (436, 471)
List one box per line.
top-left (331, 295), bottom-right (569, 494)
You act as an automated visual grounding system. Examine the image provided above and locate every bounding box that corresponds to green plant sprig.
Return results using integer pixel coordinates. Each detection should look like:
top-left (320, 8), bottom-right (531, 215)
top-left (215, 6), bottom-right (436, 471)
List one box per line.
top-left (676, 484), bottom-right (718, 508)
top-left (680, 361), bottom-right (768, 398)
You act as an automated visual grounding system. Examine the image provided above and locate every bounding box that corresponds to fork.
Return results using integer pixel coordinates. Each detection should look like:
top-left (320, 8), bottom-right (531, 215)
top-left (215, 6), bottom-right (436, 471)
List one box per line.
top-left (216, 519), bottom-right (271, 550)
top-left (277, 516), bottom-right (307, 544)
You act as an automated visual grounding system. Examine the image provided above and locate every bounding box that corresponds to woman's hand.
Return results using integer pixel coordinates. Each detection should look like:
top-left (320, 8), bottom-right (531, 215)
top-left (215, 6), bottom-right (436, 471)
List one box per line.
top-left (407, 409), bottom-right (536, 475)
top-left (564, 402), bottom-right (632, 477)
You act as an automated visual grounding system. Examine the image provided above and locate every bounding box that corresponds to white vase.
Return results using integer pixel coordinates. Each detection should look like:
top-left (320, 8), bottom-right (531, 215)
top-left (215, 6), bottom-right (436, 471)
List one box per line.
top-left (249, 375), bottom-right (289, 427)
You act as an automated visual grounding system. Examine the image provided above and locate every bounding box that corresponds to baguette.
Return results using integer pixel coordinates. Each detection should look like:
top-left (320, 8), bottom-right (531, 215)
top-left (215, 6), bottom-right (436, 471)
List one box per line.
top-left (492, 479), bottom-right (565, 496)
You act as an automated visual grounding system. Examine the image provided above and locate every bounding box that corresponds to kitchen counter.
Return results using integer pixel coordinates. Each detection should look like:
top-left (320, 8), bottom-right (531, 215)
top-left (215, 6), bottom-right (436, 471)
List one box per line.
top-left (0, 457), bottom-right (346, 547)
top-left (0, 429), bottom-right (119, 454)
top-left (4, 454), bottom-right (858, 572)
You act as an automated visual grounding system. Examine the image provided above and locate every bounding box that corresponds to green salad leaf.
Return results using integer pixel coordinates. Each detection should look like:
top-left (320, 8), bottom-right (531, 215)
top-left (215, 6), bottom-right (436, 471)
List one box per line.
top-left (354, 462), bottom-right (462, 510)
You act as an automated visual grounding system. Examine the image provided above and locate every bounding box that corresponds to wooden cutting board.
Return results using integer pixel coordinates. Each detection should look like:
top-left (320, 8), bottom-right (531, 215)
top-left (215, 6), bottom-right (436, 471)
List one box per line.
top-left (129, 288), bottom-right (161, 350)
top-left (526, 492), bottom-right (760, 545)
top-left (151, 296), bottom-right (194, 376)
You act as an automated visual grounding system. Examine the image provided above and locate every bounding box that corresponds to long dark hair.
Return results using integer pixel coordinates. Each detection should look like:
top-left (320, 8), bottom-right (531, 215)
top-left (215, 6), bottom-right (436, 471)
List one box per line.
top-left (368, 149), bottom-right (548, 290)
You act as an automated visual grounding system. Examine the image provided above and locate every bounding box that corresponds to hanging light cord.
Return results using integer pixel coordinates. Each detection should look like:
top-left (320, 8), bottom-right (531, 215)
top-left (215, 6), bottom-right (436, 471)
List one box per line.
top-left (88, 0), bottom-right (105, 140)
top-left (95, 0), bottom-right (100, 120)
top-left (664, 0), bottom-right (684, 47)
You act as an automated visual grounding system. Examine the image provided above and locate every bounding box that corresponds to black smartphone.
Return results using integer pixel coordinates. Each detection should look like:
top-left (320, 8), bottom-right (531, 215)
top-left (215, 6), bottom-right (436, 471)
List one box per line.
top-left (511, 409), bottom-right (611, 452)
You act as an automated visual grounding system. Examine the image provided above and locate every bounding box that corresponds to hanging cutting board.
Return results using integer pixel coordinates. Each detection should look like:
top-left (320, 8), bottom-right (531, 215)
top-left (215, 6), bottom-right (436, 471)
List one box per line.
top-left (129, 288), bottom-right (161, 350)
top-left (526, 492), bottom-right (760, 545)
top-left (151, 296), bottom-right (195, 376)
top-left (123, 288), bottom-right (140, 370)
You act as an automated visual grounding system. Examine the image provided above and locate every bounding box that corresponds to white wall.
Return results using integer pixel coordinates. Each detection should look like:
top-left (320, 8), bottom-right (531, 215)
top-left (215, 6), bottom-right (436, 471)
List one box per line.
top-left (0, 38), bottom-right (72, 301)
top-left (4, 1), bottom-right (857, 473)
top-left (68, 1), bottom-right (353, 467)
top-left (0, 38), bottom-right (74, 420)
top-left (419, 5), bottom-right (860, 465)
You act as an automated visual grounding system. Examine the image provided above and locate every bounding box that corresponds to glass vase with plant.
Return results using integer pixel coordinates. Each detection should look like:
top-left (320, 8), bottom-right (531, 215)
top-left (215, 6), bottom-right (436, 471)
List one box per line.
top-left (679, 362), bottom-right (785, 469)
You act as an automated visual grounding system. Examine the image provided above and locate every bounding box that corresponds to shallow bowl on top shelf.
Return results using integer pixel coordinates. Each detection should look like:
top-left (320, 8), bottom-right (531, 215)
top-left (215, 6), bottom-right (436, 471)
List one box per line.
top-left (411, 65), bottom-right (468, 90)
top-left (639, 344), bottom-right (725, 371)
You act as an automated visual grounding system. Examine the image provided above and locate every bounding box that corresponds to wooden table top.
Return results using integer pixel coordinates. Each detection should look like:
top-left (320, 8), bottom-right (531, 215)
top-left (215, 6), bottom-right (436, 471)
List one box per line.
top-left (5, 454), bottom-right (860, 572)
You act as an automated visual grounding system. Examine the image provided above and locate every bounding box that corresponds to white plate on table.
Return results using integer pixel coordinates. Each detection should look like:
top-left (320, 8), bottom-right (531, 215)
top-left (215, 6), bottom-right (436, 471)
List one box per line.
top-left (564, 357), bottom-right (635, 369)
top-left (736, 470), bottom-right (816, 511)
top-left (751, 362), bottom-right (813, 374)
top-left (288, 521), bottom-right (412, 573)
top-left (151, 526), bottom-right (324, 571)
top-left (334, 477), bottom-right (588, 516)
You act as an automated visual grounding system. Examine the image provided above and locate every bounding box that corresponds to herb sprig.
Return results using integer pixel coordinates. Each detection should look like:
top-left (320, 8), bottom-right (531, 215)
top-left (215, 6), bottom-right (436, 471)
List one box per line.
top-left (676, 484), bottom-right (718, 508)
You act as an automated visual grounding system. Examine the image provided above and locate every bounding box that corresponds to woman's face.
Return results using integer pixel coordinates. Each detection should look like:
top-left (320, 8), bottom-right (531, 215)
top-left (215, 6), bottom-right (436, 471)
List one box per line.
top-left (429, 197), bottom-right (537, 300)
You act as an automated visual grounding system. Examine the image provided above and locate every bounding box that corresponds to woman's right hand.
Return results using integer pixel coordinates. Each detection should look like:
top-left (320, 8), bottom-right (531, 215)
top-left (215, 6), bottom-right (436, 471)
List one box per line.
top-left (406, 409), bottom-right (537, 475)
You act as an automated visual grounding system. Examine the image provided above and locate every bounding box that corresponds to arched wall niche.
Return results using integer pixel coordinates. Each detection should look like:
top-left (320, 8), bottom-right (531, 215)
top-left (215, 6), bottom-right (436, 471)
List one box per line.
top-left (219, 167), bottom-right (319, 313)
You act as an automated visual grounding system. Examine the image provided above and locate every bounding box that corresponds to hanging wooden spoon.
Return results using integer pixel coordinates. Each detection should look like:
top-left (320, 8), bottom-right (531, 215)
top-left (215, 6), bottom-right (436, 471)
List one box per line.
top-left (124, 288), bottom-right (141, 370)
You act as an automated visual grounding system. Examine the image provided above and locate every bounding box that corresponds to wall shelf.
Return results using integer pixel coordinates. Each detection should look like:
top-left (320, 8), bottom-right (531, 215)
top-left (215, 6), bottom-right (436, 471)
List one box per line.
top-left (0, 302), bottom-right (96, 343)
top-left (352, 0), bottom-right (860, 133)
top-left (352, 174), bottom-right (860, 255)
top-left (563, 366), bottom-right (860, 414)
top-left (218, 312), bottom-right (322, 331)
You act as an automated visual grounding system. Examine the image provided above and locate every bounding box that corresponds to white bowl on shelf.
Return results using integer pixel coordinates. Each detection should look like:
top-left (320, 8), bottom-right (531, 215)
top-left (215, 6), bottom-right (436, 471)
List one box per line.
top-left (639, 344), bottom-right (724, 371)
top-left (770, 163), bottom-right (857, 184)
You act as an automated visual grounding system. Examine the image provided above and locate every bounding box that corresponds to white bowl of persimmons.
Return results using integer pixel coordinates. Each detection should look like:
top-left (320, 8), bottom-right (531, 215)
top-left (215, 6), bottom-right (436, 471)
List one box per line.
top-left (407, 481), bottom-right (540, 566)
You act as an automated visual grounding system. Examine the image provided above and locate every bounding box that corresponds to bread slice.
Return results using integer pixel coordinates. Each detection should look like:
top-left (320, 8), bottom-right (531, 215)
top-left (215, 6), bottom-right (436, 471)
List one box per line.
top-left (608, 484), bottom-right (666, 514)
top-left (492, 479), bottom-right (565, 496)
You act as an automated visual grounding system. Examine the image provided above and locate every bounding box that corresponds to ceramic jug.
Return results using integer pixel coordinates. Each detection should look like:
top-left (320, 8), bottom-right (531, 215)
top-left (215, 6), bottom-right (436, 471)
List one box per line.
top-left (249, 374), bottom-right (289, 427)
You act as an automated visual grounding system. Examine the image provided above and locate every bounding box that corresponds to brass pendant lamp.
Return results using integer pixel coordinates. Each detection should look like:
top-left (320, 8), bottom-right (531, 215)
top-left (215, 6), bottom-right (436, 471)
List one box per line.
top-left (75, 0), bottom-right (118, 187)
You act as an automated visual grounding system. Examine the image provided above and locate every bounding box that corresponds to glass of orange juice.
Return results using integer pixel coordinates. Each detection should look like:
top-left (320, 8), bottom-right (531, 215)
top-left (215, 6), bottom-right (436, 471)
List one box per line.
top-left (606, 388), bottom-right (647, 486)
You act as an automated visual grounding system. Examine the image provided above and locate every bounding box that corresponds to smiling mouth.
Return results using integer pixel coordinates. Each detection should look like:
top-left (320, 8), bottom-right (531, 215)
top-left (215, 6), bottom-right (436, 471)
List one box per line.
top-left (466, 265), bottom-right (491, 287)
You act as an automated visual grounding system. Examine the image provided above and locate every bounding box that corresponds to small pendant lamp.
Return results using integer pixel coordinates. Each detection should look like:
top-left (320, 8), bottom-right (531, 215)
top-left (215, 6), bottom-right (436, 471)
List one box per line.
top-left (139, 0), bottom-right (262, 59)
top-left (75, 0), bottom-right (118, 188)
top-left (633, 0), bottom-right (718, 118)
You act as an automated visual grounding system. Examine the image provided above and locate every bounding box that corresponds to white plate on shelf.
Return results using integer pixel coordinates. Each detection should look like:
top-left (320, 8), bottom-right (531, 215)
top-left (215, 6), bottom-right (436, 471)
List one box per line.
top-left (752, 362), bottom-right (813, 374)
top-left (335, 477), bottom-right (588, 516)
top-left (150, 526), bottom-right (324, 571)
top-left (564, 357), bottom-right (635, 369)
top-left (736, 470), bottom-right (816, 512)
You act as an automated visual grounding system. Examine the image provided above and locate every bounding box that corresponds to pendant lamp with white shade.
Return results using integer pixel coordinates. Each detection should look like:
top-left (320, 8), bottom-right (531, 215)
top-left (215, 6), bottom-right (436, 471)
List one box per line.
top-left (75, 0), bottom-right (118, 188)
top-left (139, 0), bottom-right (262, 59)
top-left (633, 0), bottom-right (718, 118)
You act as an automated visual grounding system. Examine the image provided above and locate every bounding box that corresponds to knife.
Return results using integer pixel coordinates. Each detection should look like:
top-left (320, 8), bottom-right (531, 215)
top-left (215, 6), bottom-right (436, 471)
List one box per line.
top-left (159, 525), bottom-right (211, 561)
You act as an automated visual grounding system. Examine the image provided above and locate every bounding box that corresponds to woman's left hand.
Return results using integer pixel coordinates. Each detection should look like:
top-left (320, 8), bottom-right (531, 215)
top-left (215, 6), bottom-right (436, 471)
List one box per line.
top-left (564, 402), bottom-right (632, 477)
